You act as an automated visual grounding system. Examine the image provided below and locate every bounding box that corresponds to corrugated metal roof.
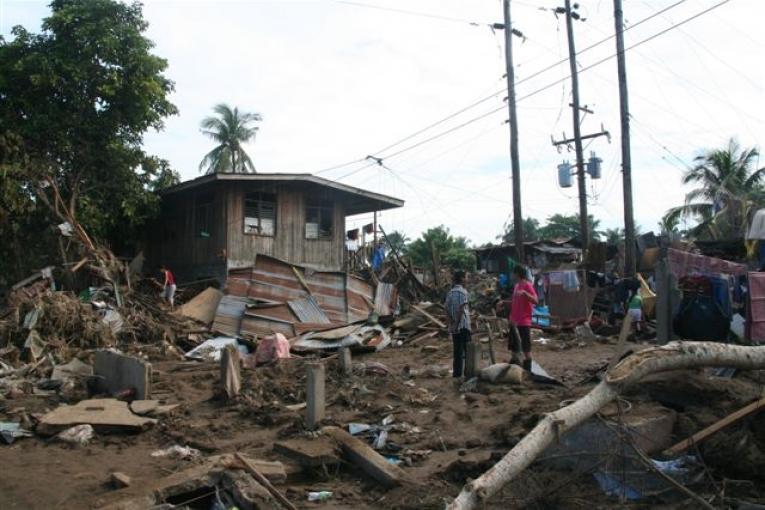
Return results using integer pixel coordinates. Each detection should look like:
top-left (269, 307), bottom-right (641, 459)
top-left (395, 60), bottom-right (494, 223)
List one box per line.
top-left (288, 296), bottom-right (331, 324)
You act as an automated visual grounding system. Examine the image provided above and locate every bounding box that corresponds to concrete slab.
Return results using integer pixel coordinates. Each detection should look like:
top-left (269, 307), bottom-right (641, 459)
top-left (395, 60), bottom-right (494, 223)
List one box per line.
top-left (274, 438), bottom-right (341, 467)
top-left (306, 363), bottom-right (325, 430)
top-left (37, 398), bottom-right (156, 436)
top-left (94, 350), bottom-right (152, 400)
top-left (129, 400), bottom-right (159, 416)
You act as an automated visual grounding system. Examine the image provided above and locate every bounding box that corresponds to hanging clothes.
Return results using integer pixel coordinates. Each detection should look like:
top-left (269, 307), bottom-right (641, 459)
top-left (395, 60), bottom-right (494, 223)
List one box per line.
top-left (562, 271), bottom-right (580, 292)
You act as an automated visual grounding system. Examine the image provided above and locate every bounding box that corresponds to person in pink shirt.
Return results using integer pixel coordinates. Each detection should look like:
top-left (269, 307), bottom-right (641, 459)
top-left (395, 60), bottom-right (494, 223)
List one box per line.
top-left (509, 264), bottom-right (538, 372)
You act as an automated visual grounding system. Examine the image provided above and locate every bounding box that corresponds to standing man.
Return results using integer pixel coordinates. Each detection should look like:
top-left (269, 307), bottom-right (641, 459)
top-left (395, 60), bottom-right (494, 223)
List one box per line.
top-left (445, 270), bottom-right (472, 379)
top-left (509, 264), bottom-right (538, 372)
top-left (160, 264), bottom-right (177, 309)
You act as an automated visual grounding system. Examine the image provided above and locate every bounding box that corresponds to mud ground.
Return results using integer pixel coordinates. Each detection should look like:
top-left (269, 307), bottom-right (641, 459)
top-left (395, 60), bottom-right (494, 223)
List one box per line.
top-left (1, 335), bottom-right (764, 509)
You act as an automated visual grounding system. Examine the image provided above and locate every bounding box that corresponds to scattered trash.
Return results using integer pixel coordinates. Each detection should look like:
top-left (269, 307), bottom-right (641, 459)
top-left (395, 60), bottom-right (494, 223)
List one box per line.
top-left (151, 445), bottom-right (201, 460)
top-left (459, 377), bottom-right (479, 393)
top-left (348, 423), bottom-right (372, 436)
top-left (0, 422), bottom-right (33, 444)
top-left (56, 424), bottom-right (94, 445)
top-left (184, 337), bottom-right (248, 362)
top-left (307, 491), bottom-right (333, 502)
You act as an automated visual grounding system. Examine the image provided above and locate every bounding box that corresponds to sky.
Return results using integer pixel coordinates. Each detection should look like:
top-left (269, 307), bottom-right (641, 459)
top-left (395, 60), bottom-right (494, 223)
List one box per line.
top-left (2, 0), bottom-right (764, 246)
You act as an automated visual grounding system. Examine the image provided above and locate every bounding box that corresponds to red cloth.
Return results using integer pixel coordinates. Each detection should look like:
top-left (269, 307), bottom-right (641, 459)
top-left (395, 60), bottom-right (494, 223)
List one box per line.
top-left (749, 272), bottom-right (765, 343)
top-left (668, 249), bottom-right (747, 277)
top-left (510, 280), bottom-right (537, 327)
top-left (164, 270), bottom-right (175, 286)
top-left (255, 333), bottom-right (291, 364)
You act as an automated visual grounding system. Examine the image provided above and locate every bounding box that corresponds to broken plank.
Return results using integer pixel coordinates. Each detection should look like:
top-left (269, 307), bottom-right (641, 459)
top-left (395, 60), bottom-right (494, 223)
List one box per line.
top-left (663, 397), bottom-right (765, 457)
top-left (234, 453), bottom-right (298, 510)
top-left (411, 304), bottom-right (447, 329)
top-left (322, 425), bottom-right (406, 488)
top-left (408, 330), bottom-right (439, 344)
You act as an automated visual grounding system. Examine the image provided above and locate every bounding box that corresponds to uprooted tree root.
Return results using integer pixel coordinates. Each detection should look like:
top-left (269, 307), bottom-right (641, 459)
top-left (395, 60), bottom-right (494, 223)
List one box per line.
top-left (446, 341), bottom-right (765, 510)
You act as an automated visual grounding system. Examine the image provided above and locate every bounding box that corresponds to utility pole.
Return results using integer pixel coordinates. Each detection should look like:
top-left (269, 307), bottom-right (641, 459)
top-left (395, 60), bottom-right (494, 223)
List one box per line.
top-left (614, 0), bottom-right (636, 277)
top-left (562, 0), bottom-right (588, 253)
top-left (503, 0), bottom-right (524, 262)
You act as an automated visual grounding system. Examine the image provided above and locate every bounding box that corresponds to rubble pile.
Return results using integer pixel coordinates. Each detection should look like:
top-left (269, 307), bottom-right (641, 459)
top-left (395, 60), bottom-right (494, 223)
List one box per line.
top-left (2, 251), bottom-right (765, 510)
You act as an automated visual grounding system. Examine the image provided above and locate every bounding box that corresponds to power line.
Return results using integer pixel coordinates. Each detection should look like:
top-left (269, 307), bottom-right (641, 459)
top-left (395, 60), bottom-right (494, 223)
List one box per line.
top-left (316, 0), bottom-right (691, 174)
top-left (373, 0), bottom-right (728, 167)
top-left (335, 1), bottom-right (488, 26)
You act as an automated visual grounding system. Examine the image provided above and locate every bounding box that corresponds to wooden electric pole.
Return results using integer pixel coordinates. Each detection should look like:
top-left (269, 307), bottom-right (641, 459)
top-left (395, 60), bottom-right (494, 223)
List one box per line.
top-left (562, 0), bottom-right (589, 253)
top-left (614, 0), bottom-right (636, 277)
top-left (503, 0), bottom-right (524, 262)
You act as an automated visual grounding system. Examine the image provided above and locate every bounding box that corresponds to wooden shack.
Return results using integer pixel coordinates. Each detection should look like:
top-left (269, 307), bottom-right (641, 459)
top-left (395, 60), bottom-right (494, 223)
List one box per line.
top-left (146, 173), bottom-right (404, 282)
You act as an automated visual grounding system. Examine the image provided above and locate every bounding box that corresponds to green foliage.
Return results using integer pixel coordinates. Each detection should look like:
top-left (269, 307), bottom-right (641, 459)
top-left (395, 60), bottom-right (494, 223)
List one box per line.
top-left (407, 225), bottom-right (475, 271)
top-left (663, 139), bottom-right (765, 240)
top-left (0, 0), bottom-right (177, 282)
top-left (499, 217), bottom-right (540, 243)
top-left (537, 213), bottom-right (602, 242)
top-left (199, 104), bottom-right (262, 174)
top-left (384, 230), bottom-right (410, 255)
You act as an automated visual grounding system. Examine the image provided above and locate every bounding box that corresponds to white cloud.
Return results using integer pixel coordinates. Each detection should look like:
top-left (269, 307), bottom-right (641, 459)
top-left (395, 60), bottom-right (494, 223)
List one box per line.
top-left (3, 0), bottom-right (763, 245)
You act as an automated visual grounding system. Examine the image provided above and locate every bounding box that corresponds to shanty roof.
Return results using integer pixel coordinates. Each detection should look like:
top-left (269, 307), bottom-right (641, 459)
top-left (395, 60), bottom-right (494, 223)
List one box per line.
top-left (162, 172), bottom-right (404, 215)
top-left (473, 239), bottom-right (581, 255)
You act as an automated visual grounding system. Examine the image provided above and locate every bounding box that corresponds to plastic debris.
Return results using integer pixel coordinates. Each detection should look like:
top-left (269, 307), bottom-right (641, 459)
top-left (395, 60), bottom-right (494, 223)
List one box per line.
top-left (56, 424), bottom-right (94, 445)
top-left (0, 422), bottom-right (33, 444)
top-left (307, 491), bottom-right (333, 502)
top-left (184, 337), bottom-right (248, 362)
top-left (150, 445), bottom-right (201, 460)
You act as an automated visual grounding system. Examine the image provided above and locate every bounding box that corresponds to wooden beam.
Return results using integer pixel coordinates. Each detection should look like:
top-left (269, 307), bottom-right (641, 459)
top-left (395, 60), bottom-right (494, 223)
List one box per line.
top-left (291, 266), bottom-right (312, 296)
top-left (322, 426), bottom-right (406, 488)
top-left (234, 453), bottom-right (298, 510)
top-left (411, 304), bottom-right (446, 329)
top-left (663, 397), bottom-right (765, 457)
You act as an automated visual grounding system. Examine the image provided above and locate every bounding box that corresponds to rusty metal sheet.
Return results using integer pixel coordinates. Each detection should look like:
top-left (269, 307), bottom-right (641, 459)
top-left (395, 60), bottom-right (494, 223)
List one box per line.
top-left (373, 283), bottom-right (397, 316)
top-left (212, 295), bottom-right (249, 337)
top-left (347, 275), bottom-right (373, 322)
top-left (288, 296), bottom-right (331, 324)
top-left (240, 314), bottom-right (295, 338)
top-left (245, 303), bottom-right (297, 322)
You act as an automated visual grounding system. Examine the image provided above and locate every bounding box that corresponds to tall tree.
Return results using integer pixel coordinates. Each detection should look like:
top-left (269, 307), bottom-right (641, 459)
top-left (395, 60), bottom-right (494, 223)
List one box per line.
top-left (499, 217), bottom-right (540, 244)
top-left (384, 230), bottom-right (410, 255)
top-left (0, 0), bottom-right (177, 282)
top-left (407, 225), bottom-right (474, 271)
top-left (664, 139), bottom-right (764, 239)
top-left (199, 104), bottom-right (262, 174)
top-left (538, 213), bottom-right (602, 243)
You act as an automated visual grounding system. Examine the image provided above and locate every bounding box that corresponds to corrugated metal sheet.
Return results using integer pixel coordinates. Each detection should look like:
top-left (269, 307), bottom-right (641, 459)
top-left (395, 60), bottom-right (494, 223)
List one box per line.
top-left (241, 314), bottom-right (295, 338)
top-left (212, 295), bottom-right (249, 337)
top-left (373, 283), bottom-right (397, 316)
top-left (347, 275), bottom-right (374, 323)
top-left (288, 296), bottom-right (331, 324)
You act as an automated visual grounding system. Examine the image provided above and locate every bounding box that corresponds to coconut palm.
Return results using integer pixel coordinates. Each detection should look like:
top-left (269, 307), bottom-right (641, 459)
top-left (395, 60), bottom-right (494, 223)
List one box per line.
top-left (199, 104), bottom-right (262, 174)
top-left (663, 139), bottom-right (764, 239)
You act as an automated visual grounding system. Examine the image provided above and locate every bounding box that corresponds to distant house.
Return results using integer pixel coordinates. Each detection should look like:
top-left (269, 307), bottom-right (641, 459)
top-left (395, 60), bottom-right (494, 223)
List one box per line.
top-left (473, 239), bottom-right (582, 273)
top-left (146, 173), bottom-right (404, 282)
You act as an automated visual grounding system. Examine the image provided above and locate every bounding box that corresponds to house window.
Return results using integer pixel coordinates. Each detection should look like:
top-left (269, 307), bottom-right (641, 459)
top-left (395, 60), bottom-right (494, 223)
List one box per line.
top-left (195, 193), bottom-right (214, 238)
top-left (305, 200), bottom-right (333, 240)
top-left (244, 192), bottom-right (276, 236)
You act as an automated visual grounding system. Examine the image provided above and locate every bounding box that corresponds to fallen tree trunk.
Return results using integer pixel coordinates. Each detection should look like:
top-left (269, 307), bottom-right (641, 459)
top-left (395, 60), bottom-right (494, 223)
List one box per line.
top-left (447, 341), bottom-right (765, 510)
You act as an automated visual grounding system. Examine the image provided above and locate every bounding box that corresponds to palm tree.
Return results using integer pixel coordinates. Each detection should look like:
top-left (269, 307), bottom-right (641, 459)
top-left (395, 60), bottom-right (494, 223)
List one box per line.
top-left (199, 104), bottom-right (262, 174)
top-left (663, 139), bottom-right (764, 239)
